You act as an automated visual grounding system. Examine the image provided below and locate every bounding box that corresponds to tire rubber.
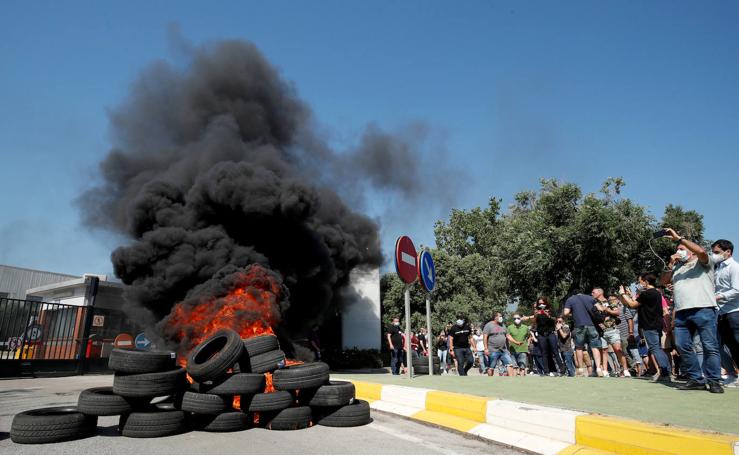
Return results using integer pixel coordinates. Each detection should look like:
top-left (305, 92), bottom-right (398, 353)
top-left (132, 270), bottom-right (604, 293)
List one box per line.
top-left (187, 329), bottom-right (244, 382)
top-left (192, 411), bottom-right (249, 432)
top-left (108, 348), bottom-right (176, 374)
top-left (119, 409), bottom-right (188, 438)
top-left (273, 362), bottom-right (329, 391)
top-left (242, 335), bottom-right (279, 357)
top-left (77, 387), bottom-right (142, 416)
top-left (240, 391), bottom-right (294, 412)
top-left (264, 406), bottom-right (312, 431)
top-left (298, 381), bottom-right (355, 407)
top-left (113, 368), bottom-right (187, 398)
top-left (10, 407), bottom-right (97, 444)
top-left (314, 399), bottom-right (371, 427)
top-left (242, 349), bottom-right (285, 374)
top-left (180, 391), bottom-right (231, 415)
top-left (196, 373), bottom-right (265, 395)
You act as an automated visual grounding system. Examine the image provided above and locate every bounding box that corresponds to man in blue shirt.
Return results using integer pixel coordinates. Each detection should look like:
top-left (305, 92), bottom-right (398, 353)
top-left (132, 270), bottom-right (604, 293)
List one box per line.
top-left (712, 239), bottom-right (739, 387)
top-left (563, 292), bottom-right (606, 377)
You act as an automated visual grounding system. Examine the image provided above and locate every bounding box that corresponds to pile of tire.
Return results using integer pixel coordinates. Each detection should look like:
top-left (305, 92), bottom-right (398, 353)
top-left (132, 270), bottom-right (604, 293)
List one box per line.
top-left (413, 355), bottom-right (440, 375)
top-left (10, 328), bottom-right (370, 444)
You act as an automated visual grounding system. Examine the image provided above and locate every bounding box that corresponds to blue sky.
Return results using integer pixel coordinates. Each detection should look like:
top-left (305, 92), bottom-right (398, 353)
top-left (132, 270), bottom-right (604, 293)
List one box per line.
top-left (1, 1), bottom-right (738, 276)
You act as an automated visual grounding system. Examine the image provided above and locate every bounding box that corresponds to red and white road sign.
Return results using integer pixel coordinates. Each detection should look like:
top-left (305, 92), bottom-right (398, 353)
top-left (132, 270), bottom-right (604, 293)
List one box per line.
top-left (394, 236), bottom-right (418, 284)
top-left (113, 333), bottom-right (134, 349)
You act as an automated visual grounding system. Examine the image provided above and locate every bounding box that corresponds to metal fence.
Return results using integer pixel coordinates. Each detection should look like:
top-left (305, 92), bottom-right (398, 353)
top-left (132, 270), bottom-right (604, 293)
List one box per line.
top-left (0, 298), bottom-right (90, 361)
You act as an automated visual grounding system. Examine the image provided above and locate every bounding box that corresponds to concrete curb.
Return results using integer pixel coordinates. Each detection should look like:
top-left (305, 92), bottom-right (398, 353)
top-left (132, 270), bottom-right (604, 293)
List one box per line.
top-left (335, 377), bottom-right (739, 455)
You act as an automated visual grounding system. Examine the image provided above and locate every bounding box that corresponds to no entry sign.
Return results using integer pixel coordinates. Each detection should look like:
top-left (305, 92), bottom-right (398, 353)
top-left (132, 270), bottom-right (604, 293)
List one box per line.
top-left (394, 236), bottom-right (418, 284)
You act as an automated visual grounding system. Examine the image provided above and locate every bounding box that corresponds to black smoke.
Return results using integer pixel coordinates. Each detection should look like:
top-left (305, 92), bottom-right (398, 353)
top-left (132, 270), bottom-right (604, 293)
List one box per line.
top-left (79, 38), bottom-right (459, 340)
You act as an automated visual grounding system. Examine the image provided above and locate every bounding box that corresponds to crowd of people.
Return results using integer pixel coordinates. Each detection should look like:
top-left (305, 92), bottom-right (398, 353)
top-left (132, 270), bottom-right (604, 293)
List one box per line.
top-left (386, 229), bottom-right (739, 393)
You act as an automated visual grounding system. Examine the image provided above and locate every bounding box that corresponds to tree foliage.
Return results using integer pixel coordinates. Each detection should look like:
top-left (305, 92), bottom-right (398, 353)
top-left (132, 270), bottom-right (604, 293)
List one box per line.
top-left (379, 178), bottom-right (705, 334)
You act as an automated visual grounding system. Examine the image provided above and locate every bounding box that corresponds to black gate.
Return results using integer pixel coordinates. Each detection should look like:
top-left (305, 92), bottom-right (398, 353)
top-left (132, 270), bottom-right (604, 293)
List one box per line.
top-left (0, 287), bottom-right (141, 377)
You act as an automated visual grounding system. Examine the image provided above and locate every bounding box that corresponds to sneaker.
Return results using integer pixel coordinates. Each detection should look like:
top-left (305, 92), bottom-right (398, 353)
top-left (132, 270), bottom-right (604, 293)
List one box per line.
top-left (596, 368), bottom-right (604, 377)
top-left (708, 382), bottom-right (724, 394)
top-left (677, 380), bottom-right (706, 391)
top-left (577, 368), bottom-right (585, 377)
top-left (721, 375), bottom-right (737, 386)
top-left (549, 372), bottom-right (555, 377)
top-left (652, 374), bottom-right (671, 384)
top-left (726, 380), bottom-right (739, 388)
top-left (623, 371), bottom-right (632, 377)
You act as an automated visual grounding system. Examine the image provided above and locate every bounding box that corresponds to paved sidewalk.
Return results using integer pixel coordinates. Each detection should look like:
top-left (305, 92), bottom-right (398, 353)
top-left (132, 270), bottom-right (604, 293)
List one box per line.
top-left (336, 373), bottom-right (739, 435)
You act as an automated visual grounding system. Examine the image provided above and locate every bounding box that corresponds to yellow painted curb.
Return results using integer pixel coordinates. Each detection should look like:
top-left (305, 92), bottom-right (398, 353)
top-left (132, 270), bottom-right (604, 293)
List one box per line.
top-left (411, 409), bottom-right (480, 433)
top-left (558, 445), bottom-right (614, 455)
top-left (576, 415), bottom-right (738, 455)
top-left (425, 390), bottom-right (489, 423)
top-left (352, 380), bottom-right (383, 402)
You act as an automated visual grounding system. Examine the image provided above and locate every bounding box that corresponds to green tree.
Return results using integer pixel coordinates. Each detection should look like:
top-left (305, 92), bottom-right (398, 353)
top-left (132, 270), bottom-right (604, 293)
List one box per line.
top-left (379, 178), bottom-right (706, 333)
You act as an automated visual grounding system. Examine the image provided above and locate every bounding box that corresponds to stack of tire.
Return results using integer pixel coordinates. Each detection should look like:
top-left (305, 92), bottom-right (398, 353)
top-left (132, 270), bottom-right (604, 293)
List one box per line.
top-left (413, 355), bottom-right (441, 375)
top-left (10, 328), bottom-right (369, 444)
top-left (186, 329), bottom-right (370, 430)
top-left (10, 348), bottom-right (186, 443)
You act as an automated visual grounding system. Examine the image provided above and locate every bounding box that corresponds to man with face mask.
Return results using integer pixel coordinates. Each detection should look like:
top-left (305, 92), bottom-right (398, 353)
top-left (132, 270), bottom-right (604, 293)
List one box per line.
top-left (507, 313), bottom-right (530, 376)
top-left (660, 228), bottom-right (723, 393)
top-left (483, 312), bottom-right (515, 376)
top-left (711, 239), bottom-right (739, 387)
top-left (448, 316), bottom-right (474, 376)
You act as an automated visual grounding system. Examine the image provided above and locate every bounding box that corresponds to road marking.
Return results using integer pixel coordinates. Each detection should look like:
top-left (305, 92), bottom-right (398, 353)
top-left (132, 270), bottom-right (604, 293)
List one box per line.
top-left (401, 252), bottom-right (416, 266)
top-left (368, 422), bottom-right (461, 455)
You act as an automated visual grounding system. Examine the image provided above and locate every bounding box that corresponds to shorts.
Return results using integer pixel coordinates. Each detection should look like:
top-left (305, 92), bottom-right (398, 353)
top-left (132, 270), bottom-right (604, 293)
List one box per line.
top-left (488, 350), bottom-right (512, 367)
top-left (573, 326), bottom-right (600, 349)
top-left (602, 329), bottom-right (621, 347)
top-left (512, 352), bottom-right (528, 369)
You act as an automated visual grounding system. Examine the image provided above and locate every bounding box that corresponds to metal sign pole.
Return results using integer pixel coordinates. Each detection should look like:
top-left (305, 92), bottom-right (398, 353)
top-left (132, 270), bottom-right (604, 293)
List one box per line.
top-left (426, 292), bottom-right (434, 376)
top-left (404, 286), bottom-right (412, 379)
top-left (426, 292), bottom-right (433, 375)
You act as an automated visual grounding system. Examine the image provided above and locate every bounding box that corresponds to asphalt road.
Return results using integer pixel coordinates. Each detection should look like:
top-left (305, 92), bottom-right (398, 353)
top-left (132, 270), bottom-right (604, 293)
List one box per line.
top-left (0, 375), bottom-right (523, 455)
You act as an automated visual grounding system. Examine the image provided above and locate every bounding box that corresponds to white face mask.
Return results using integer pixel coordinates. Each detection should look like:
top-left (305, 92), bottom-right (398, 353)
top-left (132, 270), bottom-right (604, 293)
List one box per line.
top-left (514, 318), bottom-right (521, 325)
top-left (456, 319), bottom-right (464, 326)
top-left (496, 316), bottom-right (503, 323)
top-left (676, 249), bottom-right (690, 262)
top-left (711, 252), bottom-right (727, 264)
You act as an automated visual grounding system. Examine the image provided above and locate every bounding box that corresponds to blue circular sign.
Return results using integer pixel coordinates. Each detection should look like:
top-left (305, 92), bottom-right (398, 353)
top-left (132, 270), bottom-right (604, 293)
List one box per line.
top-left (418, 250), bottom-right (436, 292)
top-left (135, 333), bottom-right (152, 350)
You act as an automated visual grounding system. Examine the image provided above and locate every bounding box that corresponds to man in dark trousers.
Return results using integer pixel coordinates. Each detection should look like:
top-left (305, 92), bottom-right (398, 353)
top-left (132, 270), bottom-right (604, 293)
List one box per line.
top-left (386, 317), bottom-right (405, 375)
top-left (449, 316), bottom-right (474, 376)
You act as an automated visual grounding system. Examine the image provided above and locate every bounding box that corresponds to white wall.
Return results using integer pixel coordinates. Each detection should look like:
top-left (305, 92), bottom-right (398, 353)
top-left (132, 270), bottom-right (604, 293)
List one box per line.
top-left (342, 267), bottom-right (381, 350)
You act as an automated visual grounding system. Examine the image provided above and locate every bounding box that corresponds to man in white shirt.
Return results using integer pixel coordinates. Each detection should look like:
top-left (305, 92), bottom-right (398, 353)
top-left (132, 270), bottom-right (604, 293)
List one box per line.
top-left (712, 239), bottom-right (739, 387)
top-left (660, 228), bottom-right (723, 393)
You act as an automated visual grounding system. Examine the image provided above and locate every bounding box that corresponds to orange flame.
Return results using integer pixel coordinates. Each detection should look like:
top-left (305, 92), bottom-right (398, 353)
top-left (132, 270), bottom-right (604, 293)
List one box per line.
top-left (165, 265), bottom-right (282, 358)
top-left (264, 372), bottom-right (275, 393)
top-left (233, 396), bottom-right (241, 410)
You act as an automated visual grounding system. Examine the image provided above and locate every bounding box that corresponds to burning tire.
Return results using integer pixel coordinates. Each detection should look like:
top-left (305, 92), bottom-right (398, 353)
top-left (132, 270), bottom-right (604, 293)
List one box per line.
top-left (119, 408), bottom-right (188, 438)
top-left (108, 348), bottom-right (176, 374)
top-left (240, 391), bottom-right (294, 412)
top-left (192, 411), bottom-right (250, 432)
top-left (77, 387), bottom-right (144, 416)
top-left (180, 391), bottom-right (231, 415)
top-left (187, 329), bottom-right (244, 382)
top-left (263, 406), bottom-right (312, 431)
top-left (195, 373), bottom-right (265, 395)
top-left (298, 381), bottom-right (355, 407)
top-left (242, 334), bottom-right (279, 357)
top-left (10, 407), bottom-right (97, 444)
top-left (242, 349), bottom-right (286, 374)
top-left (273, 362), bottom-right (329, 391)
top-left (314, 400), bottom-right (371, 427)
top-left (113, 368), bottom-right (187, 398)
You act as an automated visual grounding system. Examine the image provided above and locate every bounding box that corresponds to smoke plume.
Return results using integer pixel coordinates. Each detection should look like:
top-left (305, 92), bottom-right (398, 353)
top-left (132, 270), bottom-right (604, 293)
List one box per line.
top-left (79, 38), bottom-right (458, 346)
